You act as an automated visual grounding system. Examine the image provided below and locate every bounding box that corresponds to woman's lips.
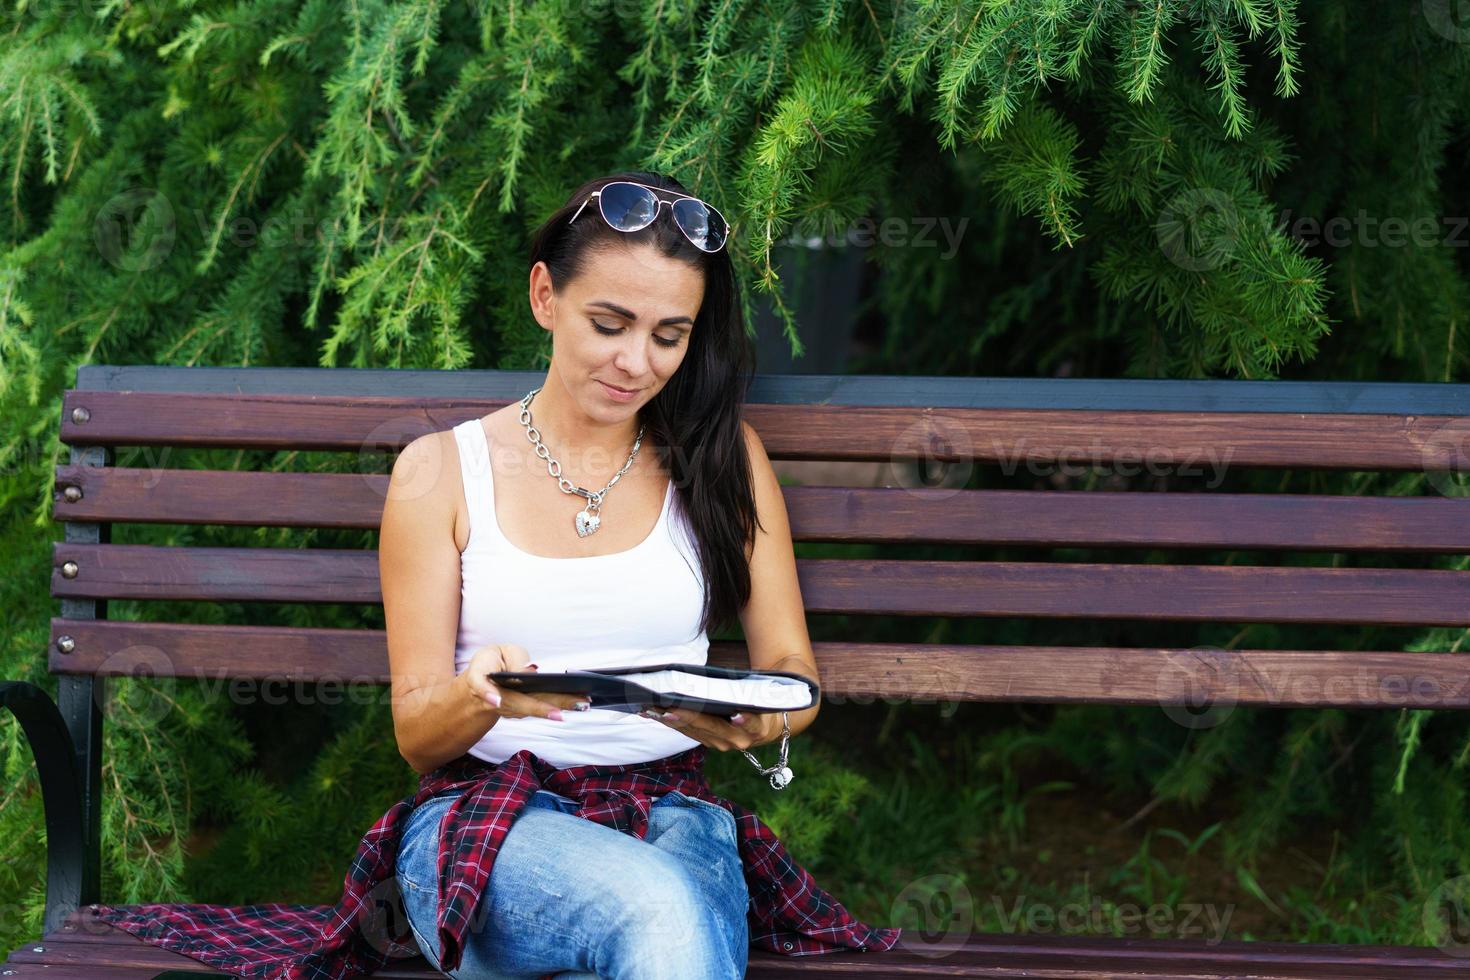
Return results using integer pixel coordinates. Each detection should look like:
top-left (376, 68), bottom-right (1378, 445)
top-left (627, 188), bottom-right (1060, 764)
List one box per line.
top-left (599, 380), bottom-right (640, 401)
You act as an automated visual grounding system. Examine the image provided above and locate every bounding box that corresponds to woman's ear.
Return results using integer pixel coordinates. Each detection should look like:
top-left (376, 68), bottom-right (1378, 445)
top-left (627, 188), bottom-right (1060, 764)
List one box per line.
top-left (528, 261), bottom-right (556, 331)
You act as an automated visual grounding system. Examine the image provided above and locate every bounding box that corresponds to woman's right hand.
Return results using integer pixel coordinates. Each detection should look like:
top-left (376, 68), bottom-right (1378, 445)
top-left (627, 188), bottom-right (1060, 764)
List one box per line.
top-left (457, 643), bottom-right (591, 721)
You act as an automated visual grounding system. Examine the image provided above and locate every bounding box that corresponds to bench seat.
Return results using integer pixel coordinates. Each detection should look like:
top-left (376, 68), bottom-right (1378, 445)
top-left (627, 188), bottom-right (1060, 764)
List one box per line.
top-left (2, 907), bottom-right (1468, 979)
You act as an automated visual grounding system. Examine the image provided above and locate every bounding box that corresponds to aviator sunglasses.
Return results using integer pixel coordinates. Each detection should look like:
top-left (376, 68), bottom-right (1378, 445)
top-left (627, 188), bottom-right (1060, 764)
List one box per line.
top-left (568, 180), bottom-right (730, 253)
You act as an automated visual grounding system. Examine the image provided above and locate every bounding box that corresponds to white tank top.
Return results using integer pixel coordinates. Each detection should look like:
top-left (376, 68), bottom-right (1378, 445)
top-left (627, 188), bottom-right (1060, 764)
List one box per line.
top-left (450, 417), bottom-right (708, 768)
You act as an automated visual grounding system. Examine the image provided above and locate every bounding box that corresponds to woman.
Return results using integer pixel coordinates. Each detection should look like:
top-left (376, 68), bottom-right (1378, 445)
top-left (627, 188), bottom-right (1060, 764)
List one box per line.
top-left (377, 171), bottom-right (895, 979)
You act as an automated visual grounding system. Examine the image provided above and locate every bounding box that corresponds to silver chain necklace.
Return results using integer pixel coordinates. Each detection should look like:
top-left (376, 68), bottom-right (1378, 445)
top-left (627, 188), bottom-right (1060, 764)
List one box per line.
top-left (518, 386), bottom-right (645, 538)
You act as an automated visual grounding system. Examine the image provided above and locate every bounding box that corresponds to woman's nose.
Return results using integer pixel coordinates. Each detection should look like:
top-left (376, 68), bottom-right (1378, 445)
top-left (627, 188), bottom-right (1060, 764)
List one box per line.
top-left (613, 339), bottom-right (650, 377)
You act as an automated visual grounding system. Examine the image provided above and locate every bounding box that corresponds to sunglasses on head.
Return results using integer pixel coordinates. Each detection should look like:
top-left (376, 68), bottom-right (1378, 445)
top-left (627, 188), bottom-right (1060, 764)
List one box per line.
top-left (568, 180), bottom-right (730, 253)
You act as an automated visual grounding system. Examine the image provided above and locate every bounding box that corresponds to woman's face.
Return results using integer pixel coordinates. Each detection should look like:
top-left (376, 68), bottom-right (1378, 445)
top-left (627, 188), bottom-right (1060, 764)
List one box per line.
top-left (530, 242), bottom-right (704, 419)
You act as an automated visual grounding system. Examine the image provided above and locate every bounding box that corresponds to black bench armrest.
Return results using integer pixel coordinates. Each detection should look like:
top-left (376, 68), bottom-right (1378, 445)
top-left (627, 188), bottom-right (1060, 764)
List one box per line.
top-left (0, 681), bottom-right (85, 934)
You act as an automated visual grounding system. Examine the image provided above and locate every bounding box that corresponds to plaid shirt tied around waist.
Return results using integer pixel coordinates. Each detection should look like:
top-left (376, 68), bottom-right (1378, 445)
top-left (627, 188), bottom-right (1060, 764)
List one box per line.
top-left (89, 744), bottom-right (903, 979)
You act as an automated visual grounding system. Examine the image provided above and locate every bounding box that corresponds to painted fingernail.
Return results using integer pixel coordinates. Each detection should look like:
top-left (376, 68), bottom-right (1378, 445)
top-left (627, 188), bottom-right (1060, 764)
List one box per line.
top-left (548, 709), bottom-right (565, 721)
top-left (640, 708), bottom-right (660, 718)
top-left (527, 662), bottom-right (540, 671)
top-left (730, 713), bottom-right (745, 724)
top-left (660, 711), bottom-right (678, 720)
top-left (573, 701), bottom-right (591, 711)
top-left (485, 690), bottom-right (501, 707)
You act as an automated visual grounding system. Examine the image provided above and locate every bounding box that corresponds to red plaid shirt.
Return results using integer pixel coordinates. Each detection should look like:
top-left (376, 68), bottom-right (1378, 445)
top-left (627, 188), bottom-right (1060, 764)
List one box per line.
top-left (89, 745), bottom-right (902, 978)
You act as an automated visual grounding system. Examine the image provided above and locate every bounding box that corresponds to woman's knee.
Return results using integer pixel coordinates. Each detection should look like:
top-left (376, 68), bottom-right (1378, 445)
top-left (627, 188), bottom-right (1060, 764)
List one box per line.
top-left (590, 856), bottom-right (746, 978)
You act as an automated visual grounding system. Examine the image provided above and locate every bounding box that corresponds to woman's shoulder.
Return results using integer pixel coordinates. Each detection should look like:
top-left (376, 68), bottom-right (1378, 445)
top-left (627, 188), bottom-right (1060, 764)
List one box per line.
top-left (388, 407), bottom-right (508, 505)
top-left (739, 418), bottom-right (762, 451)
top-left (386, 412), bottom-right (511, 552)
top-left (739, 419), bottom-right (775, 482)
top-left (480, 403), bottom-right (519, 446)
top-left (379, 428), bottom-right (466, 556)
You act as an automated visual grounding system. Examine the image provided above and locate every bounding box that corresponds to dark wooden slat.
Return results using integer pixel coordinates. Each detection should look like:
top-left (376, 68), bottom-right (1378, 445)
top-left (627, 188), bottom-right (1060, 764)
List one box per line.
top-left (51, 543), bottom-right (385, 605)
top-left (5, 937), bottom-right (242, 974)
top-left (53, 466), bottom-right (391, 531)
top-left (0, 952), bottom-right (1456, 980)
top-left (58, 390), bottom-right (1470, 470)
top-left (9, 938), bottom-right (1463, 980)
top-left (13, 908), bottom-right (1469, 978)
top-left (50, 544), bottom-right (1470, 627)
top-left (0, 965), bottom-right (235, 980)
top-left (28, 907), bottom-right (442, 976)
top-left (51, 468), bottom-right (1470, 553)
top-left (48, 619), bottom-right (392, 684)
top-left (796, 559), bottom-right (1470, 626)
top-left (9, 926), bottom-right (438, 977)
top-left (27, 914), bottom-right (435, 978)
top-left (5, 945), bottom-right (437, 978)
top-left (752, 935), bottom-right (1470, 978)
top-left (780, 489), bottom-right (1470, 553)
top-left (75, 364), bottom-right (1470, 416)
top-left (45, 622), bottom-right (1470, 709)
top-left (52, 543), bottom-right (382, 604)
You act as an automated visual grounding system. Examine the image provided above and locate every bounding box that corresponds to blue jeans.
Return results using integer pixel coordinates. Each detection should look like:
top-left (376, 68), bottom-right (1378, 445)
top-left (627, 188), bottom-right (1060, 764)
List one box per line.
top-left (395, 787), bottom-right (750, 979)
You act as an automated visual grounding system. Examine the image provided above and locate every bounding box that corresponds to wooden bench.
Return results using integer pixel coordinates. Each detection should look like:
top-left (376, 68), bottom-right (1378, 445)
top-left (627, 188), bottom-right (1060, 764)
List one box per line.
top-left (3, 364), bottom-right (1470, 979)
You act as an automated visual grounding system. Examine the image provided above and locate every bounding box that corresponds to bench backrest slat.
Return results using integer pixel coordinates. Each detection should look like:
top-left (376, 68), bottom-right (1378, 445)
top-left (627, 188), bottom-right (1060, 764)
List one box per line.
top-left (54, 467), bottom-right (1470, 552)
top-left (45, 622), bottom-right (1470, 710)
top-left (59, 391), bottom-right (1470, 470)
top-left (50, 544), bottom-right (1470, 626)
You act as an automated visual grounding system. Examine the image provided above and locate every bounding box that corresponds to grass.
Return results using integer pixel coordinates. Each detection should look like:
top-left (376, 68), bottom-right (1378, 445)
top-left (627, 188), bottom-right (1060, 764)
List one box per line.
top-left (701, 699), bottom-right (1455, 953)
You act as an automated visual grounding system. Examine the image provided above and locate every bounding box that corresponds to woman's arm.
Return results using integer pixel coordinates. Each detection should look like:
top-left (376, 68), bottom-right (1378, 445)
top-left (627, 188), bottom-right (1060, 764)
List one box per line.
top-left (381, 432), bottom-right (503, 775)
top-left (736, 420), bottom-right (822, 740)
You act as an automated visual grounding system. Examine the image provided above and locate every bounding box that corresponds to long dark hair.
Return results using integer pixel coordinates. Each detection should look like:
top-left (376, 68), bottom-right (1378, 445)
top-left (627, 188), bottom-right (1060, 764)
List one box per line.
top-left (525, 171), bottom-right (760, 638)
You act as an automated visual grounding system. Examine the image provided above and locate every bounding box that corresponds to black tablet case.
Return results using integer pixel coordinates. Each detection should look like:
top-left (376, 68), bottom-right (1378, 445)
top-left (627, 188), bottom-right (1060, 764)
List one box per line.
top-left (487, 662), bottom-right (819, 717)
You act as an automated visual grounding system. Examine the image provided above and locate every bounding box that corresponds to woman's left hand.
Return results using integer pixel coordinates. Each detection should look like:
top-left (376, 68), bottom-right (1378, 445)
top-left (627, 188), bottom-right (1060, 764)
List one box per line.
top-left (639, 705), bottom-right (780, 752)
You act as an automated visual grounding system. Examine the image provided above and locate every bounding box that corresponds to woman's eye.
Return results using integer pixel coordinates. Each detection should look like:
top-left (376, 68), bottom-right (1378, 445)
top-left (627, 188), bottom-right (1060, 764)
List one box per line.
top-left (592, 321), bottom-right (681, 349)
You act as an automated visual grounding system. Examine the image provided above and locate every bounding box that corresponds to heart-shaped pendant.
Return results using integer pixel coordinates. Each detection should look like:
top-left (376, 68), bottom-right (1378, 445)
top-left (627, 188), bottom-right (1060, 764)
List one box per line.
top-left (575, 508), bottom-right (601, 537)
